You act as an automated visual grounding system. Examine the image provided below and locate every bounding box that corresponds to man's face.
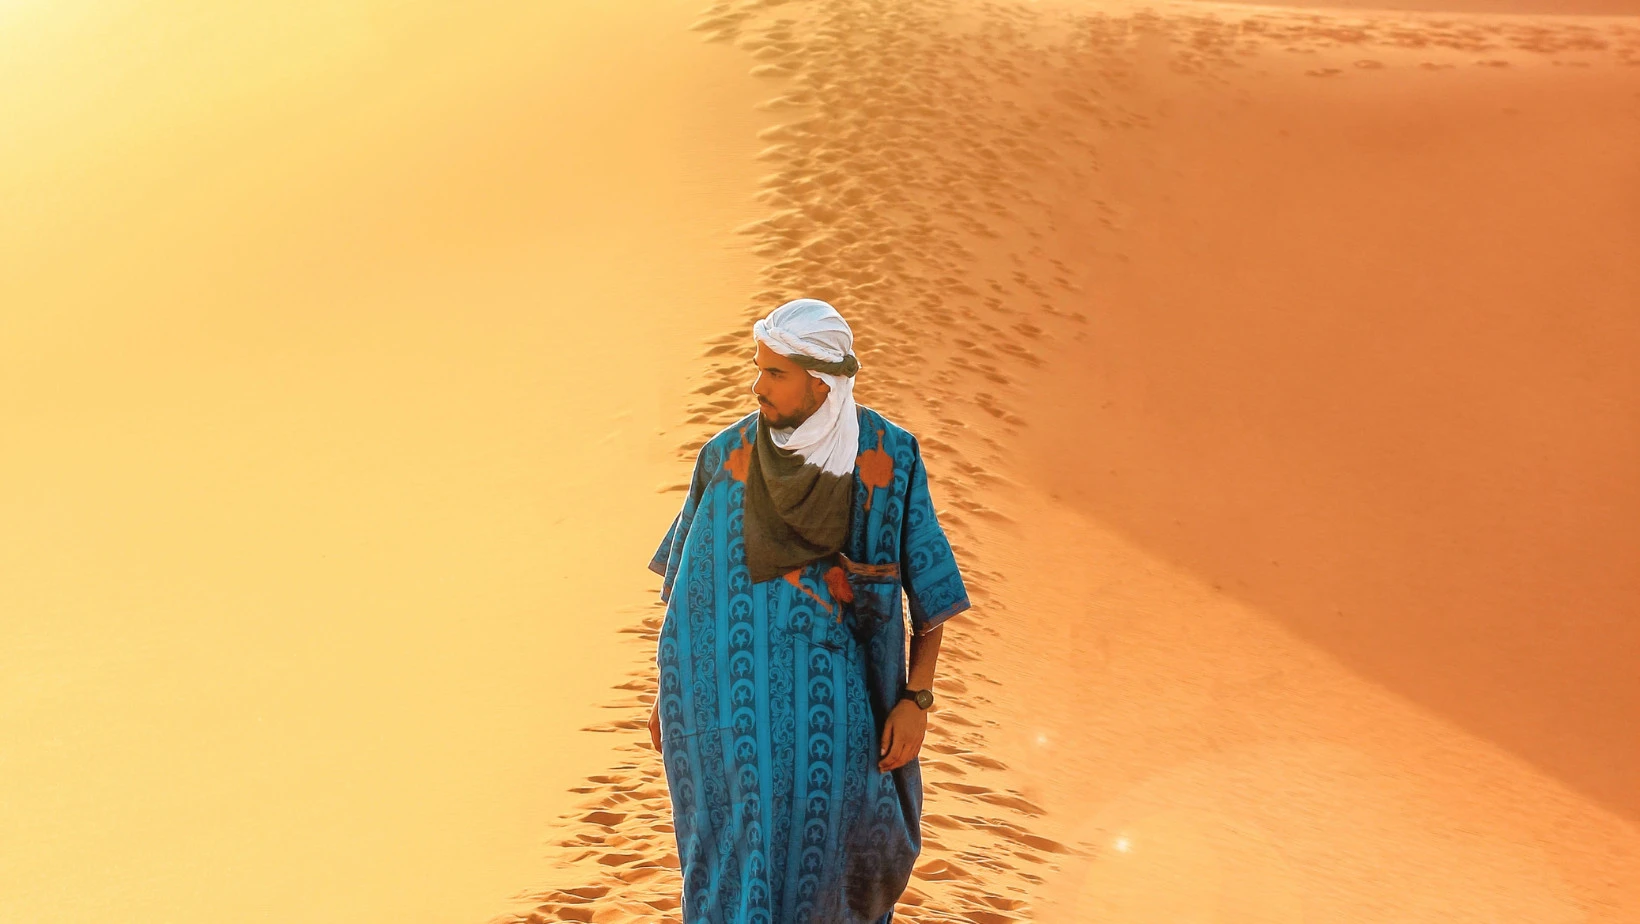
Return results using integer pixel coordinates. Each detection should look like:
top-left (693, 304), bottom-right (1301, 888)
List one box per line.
top-left (751, 340), bottom-right (830, 429)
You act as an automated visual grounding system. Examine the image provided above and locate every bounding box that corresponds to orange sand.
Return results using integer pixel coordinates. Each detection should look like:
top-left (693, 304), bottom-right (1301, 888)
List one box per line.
top-left (4, 0), bottom-right (1638, 923)
top-left (0, 2), bottom-right (765, 922)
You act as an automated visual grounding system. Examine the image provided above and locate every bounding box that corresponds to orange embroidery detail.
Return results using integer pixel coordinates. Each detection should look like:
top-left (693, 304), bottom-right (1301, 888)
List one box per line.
top-left (856, 428), bottom-right (893, 512)
top-left (724, 424), bottom-right (753, 483)
top-left (824, 565), bottom-right (854, 604)
top-left (785, 568), bottom-right (836, 618)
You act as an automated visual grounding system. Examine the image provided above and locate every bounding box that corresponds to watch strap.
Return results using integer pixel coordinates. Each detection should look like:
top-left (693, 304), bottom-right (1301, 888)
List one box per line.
top-left (898, 687), bottom-right (934, 708)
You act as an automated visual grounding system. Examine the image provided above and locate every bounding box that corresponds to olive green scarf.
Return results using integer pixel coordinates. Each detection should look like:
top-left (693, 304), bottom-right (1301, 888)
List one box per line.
top-left (742, 415), bottom-right (855, 584)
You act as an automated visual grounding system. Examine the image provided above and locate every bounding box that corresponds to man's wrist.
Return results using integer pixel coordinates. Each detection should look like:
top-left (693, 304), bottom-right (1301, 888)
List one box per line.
top-left (898, 687), bottom-right (935, 710)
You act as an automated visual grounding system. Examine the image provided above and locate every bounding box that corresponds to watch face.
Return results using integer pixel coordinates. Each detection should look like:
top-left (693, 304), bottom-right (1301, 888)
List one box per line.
top-left (915, 690), bottom-right (934, 709)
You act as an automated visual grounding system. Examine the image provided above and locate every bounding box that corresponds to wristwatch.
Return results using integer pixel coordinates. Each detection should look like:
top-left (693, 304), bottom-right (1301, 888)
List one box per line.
top-left (898, 688), bottom-right (935, 710)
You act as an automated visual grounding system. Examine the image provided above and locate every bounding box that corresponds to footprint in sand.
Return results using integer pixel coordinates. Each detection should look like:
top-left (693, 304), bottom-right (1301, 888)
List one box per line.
top-left (958, 751), bottom-right (1009, 771)
top-left (914, 857), bottom-right (981, 883)
top-left (978, 792), bottom-right (1047, 815)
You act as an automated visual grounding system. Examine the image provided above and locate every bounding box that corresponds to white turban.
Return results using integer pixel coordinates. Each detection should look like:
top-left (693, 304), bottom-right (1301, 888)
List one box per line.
top-left (752, 298), bottom-right (861, 477)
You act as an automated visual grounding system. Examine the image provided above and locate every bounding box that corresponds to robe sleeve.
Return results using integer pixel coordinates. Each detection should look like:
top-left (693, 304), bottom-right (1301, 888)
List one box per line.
top-left (901, 438), bottom-right (971, 636)
top-left (649, 443), bottom-right (712, 604)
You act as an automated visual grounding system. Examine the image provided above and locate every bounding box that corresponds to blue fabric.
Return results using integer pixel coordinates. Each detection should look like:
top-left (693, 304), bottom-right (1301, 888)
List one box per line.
top-left (649, 405), bottom-right (970, 923)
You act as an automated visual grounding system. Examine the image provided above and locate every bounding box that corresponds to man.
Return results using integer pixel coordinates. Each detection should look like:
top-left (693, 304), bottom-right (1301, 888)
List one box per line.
top-left (647, 298), bottom-right (971, 923)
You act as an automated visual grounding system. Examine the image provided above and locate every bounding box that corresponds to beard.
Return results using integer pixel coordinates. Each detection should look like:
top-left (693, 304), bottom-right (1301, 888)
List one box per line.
top-left (759, 389), bottom-right (824, 430)
top-left (758, 404), bottom-right (800, 429)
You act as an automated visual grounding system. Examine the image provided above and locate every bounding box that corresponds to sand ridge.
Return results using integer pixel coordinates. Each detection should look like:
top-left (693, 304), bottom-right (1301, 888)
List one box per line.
top-left (491, 0), bottom-right (1640, 920)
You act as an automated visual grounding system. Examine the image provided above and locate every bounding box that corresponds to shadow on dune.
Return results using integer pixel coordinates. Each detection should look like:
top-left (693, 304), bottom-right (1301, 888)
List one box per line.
top-left (1017, 75), bottom-right (1640, 824)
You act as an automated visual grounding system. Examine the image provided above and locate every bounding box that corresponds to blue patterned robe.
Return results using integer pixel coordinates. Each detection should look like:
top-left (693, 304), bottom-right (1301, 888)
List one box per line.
top-left (649, 404), bottom-right (970, 923)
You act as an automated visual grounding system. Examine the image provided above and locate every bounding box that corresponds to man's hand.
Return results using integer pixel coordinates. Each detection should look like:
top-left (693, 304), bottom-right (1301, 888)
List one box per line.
top-left (878, 700), bottom-right (929, 773)
top-left (648, 700), bottom-right (663, 754)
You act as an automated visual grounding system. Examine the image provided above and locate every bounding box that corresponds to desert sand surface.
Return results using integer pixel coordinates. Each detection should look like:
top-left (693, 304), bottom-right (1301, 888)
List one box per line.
top-left (4, 0), bottom-right (1638, 922)
top-left (506, 0), bottom-right (1640, 922)
top-left (1189, 0), bottom-right (1640, 15)
top-left (1, 2), bottom-right (767, 922)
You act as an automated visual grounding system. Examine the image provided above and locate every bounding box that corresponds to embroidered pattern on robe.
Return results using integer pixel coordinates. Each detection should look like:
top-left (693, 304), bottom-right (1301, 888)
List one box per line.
top-left (648, 405), bottom-right (970, 923)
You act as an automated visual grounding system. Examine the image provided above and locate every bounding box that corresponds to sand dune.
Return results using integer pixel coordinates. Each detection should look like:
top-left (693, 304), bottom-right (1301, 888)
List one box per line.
top-left (0, 3), bottom-right (770, 922)
top-left (499, 0), bottom-right (1640, 921)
